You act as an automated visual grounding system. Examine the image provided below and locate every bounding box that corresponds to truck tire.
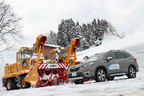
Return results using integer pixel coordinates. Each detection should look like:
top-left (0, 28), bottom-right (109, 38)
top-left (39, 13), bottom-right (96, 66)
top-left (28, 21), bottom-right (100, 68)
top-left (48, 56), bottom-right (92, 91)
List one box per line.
top-left (127, 66), bottom-right (136, 78)
top-left (95, 68), bottom-right (106, 82)
top-left (74, 80), bottom-right (84, 84)
top-left (24, 82), bottom-right (31, 88)
top-left (21, 77), bottom-right (31, 88)
top-left (6, 79), bottom-right (16, 90)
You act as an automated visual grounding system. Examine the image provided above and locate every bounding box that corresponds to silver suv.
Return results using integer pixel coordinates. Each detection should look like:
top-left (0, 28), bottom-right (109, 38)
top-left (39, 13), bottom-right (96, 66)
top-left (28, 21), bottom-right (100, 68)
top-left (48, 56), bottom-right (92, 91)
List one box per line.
top-left (68, 50), bottom-right (139, 84)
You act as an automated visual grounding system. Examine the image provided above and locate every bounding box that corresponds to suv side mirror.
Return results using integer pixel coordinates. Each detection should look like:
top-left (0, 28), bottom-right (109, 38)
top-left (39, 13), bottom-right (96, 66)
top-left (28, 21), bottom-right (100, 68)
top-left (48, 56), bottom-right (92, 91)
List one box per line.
top-left (106, 57), bottom-right (113, 61)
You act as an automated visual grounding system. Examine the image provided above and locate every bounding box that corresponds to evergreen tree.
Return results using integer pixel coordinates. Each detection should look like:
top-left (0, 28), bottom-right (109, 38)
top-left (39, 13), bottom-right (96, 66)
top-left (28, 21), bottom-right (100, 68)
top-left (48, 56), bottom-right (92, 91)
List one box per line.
top-left (74, 22), bottom-right (81, 38)
top-left (46, 31), bottom-right (57, 45)
top-left (47, 18), bottom-right (124, 51)
top-left (57, 19), bottom-right (76, 47)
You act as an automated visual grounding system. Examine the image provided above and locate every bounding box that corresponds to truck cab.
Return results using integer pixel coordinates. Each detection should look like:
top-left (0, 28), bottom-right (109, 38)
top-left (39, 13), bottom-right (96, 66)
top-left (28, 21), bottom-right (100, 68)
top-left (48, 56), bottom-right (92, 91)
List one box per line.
top-left (4, 47), bottom-right (33, 77)
top-left (16, 47), bottom-right (33, 72)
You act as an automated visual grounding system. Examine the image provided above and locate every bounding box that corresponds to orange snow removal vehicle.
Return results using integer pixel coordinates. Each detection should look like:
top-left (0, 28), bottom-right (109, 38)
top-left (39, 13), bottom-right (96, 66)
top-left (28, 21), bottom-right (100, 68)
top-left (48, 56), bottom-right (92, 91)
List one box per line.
top-left (2, 34), bottom-right (80, 90)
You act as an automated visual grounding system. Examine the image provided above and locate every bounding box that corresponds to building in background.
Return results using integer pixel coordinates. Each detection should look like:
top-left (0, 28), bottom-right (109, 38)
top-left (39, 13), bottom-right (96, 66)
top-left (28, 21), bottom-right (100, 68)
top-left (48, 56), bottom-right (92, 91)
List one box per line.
top-left (43, 44), bottom-right (60, 59)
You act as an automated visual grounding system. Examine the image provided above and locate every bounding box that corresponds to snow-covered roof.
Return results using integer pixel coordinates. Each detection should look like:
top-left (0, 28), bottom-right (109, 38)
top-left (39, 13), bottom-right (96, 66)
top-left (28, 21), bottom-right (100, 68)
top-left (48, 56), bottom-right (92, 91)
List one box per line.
top-left (44, 44), bottom-right (61, 48)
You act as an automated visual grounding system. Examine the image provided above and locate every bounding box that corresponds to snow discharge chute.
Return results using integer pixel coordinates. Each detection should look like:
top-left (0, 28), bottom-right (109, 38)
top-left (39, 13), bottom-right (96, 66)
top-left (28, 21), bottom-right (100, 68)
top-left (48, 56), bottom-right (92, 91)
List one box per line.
top-left (25, 34), bottom-right (47, 87)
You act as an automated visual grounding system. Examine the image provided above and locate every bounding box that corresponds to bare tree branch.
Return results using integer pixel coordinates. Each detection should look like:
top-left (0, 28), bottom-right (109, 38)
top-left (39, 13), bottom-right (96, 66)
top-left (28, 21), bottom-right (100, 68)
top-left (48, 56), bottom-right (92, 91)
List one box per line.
top-left (0, 0), bottom-right (22, 53)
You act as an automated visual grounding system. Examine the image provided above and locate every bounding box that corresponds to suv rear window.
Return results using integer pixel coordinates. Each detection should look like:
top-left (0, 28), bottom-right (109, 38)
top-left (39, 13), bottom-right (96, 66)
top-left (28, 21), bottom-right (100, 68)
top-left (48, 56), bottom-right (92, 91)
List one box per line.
top-left (125, 52), bottom-right (131, 57)
top-left (115, 52), bottom-right (127, 59)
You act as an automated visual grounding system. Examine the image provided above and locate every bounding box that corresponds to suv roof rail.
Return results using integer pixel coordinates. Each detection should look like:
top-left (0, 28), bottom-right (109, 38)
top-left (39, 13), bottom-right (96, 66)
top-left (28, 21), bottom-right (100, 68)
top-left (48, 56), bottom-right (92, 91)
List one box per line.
top-left (109, 50), bottom-right (126, 52)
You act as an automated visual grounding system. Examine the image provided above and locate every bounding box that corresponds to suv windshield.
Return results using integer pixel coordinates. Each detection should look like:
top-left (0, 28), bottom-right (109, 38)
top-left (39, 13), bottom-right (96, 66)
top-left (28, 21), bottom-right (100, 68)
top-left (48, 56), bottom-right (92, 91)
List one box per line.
top-left (84, 52), bottom-right (106, 63)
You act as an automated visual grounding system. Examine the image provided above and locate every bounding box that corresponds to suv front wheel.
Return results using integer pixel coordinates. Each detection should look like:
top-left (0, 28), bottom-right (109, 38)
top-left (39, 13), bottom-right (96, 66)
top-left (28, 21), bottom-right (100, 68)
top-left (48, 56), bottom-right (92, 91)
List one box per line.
top-left (95, 68), bottom-right (106, 82)
top-left (127, 66), bottom-right (136, 78)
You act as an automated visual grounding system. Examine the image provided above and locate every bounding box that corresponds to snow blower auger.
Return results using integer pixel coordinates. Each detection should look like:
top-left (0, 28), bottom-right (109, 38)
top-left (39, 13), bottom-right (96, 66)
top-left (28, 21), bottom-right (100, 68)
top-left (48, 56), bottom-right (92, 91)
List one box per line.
top-left (2, 34), bottom-right (80, 90)
top-left (37, 62), bottom-right (69, 87)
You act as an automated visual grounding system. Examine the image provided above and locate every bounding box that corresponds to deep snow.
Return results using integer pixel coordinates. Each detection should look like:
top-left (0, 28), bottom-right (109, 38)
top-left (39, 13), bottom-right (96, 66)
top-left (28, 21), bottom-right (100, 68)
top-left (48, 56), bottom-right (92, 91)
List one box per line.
top-left (1, 42), bottom-right (144, 96)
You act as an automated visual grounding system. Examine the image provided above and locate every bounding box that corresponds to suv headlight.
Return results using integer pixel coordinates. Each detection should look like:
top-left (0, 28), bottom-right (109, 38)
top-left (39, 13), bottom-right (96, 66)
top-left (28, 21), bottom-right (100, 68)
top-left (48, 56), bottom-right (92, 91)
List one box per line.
top-left (81, 62), bottom-right (94, 68)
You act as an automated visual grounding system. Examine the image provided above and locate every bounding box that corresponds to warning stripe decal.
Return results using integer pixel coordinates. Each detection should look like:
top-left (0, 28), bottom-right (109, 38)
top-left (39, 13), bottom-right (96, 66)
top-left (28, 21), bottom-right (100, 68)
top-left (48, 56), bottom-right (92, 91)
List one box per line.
top-left (57, 63), bottom-right (62, 68)
top-left (60, 63), bottom-right (65, 68)
top-left (38, 63), bottom-right (69, 69)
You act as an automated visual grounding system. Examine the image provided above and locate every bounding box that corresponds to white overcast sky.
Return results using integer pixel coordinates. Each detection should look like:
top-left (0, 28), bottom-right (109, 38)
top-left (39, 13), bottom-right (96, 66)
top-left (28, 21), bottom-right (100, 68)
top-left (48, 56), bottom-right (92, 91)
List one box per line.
top-left (4, 0), bottom-right (144, 47)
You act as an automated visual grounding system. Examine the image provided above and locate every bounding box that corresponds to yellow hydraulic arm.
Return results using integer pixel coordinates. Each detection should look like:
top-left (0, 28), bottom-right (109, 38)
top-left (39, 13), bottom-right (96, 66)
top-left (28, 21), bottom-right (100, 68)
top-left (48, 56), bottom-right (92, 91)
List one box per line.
top-left (57, 38), bottom-right (80, 66)
top-left (25, 34), bottom-right (47, 87)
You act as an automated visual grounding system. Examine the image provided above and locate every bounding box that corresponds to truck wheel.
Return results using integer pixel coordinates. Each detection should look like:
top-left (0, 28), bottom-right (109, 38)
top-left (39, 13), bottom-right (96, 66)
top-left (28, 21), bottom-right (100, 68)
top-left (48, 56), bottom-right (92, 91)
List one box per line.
top-left (95, 68), bottom-right (106, 82)
top-left (127, 66), bottom-right (136, 78)
top-left (107, 76), bottom-right (114, 81)
top-left (21, 79), bottom-right (31, 88)
top-left (74, 80), bottom-right (84, 84)
top-left (6, 79), bottom-right (15, 90)
top-left (24, 82), bottom-right (31, 88)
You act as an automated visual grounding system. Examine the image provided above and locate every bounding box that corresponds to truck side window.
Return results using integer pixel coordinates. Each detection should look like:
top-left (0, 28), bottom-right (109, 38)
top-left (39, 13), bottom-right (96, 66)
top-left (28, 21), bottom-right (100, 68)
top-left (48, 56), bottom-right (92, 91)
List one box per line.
top-left (106, 52), bottom-right (116, 59)
top-left (45, 56), bottom-right (48, 59)
top-left (115, 52), bottom-right (127, 59)
top-left (17, 53), bottom-right (21, 60)
top-left (51, 53), bottom-right (56, 60)
top-left (22, 60), bottom-right (27, 67)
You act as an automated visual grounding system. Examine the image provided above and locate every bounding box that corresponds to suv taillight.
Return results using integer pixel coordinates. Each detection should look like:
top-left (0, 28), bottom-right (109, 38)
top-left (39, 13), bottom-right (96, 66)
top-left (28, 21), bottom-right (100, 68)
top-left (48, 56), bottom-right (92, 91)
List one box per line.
top-left (134, 58), bottom-right (137, 61)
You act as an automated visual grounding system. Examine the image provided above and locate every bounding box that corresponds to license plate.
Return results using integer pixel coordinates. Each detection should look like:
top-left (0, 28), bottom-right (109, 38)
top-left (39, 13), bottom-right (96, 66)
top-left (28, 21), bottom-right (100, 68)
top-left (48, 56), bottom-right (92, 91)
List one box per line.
top-left (72, 72), bottom-right (77, 76)
top-left (48, 64), bottom-right (58, 68)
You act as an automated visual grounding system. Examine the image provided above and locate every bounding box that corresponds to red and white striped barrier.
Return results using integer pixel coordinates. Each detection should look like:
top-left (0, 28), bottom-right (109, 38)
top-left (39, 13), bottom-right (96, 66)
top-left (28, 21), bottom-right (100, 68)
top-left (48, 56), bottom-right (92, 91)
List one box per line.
top-left (38, 63), bottom-right (69, 69)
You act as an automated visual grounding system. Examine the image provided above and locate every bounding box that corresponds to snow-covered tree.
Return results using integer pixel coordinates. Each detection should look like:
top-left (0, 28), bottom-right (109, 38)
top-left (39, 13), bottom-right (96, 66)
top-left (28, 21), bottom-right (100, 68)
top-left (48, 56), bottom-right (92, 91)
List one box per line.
top-left (46, 31), bottom-right (57, 45)
top-left (0, 1), bottom-right (22, 53)
top-left (51, 18), bottom-right (124, 51)
top-left (106, 22), bottom-right (124, 39)
top-left (73, 22), bottom-right (81, 38)
top-left (57, 19), bottom-right (76, 47)
top-left (77, 37), bottom-right (89, 51)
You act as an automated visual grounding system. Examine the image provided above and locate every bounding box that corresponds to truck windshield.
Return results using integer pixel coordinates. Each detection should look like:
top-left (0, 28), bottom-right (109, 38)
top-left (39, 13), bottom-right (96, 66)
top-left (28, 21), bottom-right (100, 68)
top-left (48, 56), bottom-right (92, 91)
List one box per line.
top-left (24, 50), bottom-right (32, 59)
top-left (84, 52), bottom-right (106, 63)
top-left (51, 53), bottom-right (56, 60)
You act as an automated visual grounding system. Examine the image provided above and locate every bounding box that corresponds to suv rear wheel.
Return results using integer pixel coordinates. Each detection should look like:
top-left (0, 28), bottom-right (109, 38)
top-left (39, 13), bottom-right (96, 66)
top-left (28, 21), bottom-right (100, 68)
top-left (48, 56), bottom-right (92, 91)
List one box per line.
top-left (95, 68), bottom-right (106, 82)
top-left (127, 66), bottom-right (136, 78)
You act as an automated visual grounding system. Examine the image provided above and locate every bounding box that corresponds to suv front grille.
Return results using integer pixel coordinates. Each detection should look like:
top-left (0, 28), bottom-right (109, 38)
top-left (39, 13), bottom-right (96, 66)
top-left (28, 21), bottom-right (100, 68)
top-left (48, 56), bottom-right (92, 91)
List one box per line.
top-left (70, 67), bottom-right (80, 72)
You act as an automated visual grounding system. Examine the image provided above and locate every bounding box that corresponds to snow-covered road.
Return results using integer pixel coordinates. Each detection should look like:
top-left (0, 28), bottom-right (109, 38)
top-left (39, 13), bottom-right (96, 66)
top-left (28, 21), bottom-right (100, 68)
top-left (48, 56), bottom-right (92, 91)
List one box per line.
top-left (1, 71), bottom-right (144, 96)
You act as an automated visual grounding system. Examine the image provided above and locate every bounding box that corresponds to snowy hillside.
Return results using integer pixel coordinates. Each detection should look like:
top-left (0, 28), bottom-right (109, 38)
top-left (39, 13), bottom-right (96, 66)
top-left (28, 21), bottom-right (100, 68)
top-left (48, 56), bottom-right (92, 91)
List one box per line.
top-left (1, 43), bottom-right (144, 96)
top-left (125, 44), bottom-right (144, 68)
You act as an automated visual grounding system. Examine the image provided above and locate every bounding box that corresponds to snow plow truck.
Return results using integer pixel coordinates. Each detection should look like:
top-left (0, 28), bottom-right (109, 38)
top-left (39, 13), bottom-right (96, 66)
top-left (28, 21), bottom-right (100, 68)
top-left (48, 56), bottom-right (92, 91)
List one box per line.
top-left (2, 34), bottom-right (80, 90)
